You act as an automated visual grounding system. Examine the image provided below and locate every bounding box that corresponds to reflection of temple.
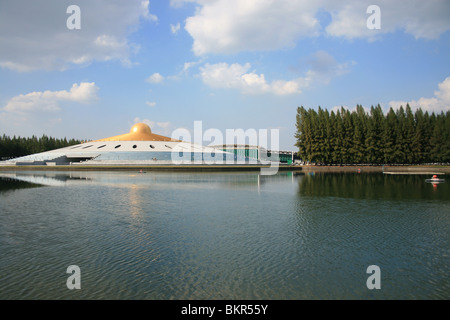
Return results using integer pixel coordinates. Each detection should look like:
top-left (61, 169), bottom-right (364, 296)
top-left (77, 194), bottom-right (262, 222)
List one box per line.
top-left (0, 172), bottom-right (92, 187)
top-left (0, 171), bottom-right (300, 193)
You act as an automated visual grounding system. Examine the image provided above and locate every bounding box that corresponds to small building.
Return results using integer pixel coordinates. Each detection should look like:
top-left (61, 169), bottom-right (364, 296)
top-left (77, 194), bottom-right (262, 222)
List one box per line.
top-left (211, 144), bottom-right (296, 164)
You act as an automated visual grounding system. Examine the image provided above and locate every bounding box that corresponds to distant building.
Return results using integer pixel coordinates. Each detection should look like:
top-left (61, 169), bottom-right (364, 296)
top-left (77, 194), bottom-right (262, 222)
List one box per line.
top-left (211, 144), bottom-right (297, 164)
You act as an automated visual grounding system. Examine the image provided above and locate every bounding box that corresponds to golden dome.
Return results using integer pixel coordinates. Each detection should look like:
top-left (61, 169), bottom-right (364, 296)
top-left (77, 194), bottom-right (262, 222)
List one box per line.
top-left (130, 123), bottom-right (152, 134)
top-left (93, 122), bottom-right (179, 142)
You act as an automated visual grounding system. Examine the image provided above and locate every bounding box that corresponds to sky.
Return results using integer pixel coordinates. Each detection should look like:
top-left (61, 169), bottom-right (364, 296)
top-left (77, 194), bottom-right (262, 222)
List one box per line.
top-left (0, 0), bottom-right (449, 151)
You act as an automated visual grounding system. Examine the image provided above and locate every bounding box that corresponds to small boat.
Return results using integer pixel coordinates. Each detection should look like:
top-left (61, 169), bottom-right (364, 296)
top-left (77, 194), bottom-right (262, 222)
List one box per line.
top-left (425, 175), bottom-right (445, 183)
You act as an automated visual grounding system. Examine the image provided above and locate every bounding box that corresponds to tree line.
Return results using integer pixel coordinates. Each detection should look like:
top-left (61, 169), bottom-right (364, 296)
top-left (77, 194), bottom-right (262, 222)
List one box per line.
top-left (0, 134), bottom-right (81, 159)
top-left (295, 104), bottom-right (450, 165)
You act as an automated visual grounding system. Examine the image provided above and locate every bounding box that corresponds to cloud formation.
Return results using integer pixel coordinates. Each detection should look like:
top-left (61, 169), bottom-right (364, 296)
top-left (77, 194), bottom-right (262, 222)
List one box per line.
top-left (184, 0), bottom-right (319, 55)
top-left (0, 0), bottom-right (156, 71)
top-left (170, 23), bottom-right (181, 34)
top-left (389, 77), bottom-right (450, 113)
top-left (146, 73), bottom-right (165, 84)
top-left (3, 82), bottom-right (99, 113)
top-left (326, 0), bottom-right (450, 40)
top-left (175, 0), bottom-right (450, 55)
top-left (199, 62), bottom-right (303, 95)
top-left (199, 51), bottom-right (351, 95)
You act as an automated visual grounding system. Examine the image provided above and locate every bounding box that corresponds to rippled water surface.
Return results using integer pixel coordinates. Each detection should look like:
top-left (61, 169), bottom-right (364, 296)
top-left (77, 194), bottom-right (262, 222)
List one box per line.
top-left (0, 170), bottom-right (448, 299)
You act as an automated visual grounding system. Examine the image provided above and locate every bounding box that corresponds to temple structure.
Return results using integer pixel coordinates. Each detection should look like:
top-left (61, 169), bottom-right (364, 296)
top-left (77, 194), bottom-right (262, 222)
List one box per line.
top-left (0, 123), bottom-right (253, 167)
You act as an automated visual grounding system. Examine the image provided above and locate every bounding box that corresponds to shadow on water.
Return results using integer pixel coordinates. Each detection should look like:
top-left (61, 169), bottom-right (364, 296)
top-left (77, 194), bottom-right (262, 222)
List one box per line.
top-left (0, 172), bottom-right (93, 189)
top-left (297, 172), bottom-right (448, 201)
top-left (0, 177), bottom-right (44, 193)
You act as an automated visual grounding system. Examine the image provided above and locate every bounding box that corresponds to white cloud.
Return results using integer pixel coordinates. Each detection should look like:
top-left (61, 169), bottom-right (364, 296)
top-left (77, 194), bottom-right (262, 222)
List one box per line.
top-left (140, 0), bottom-right (158, 22)
top-left (200, 62), bottom-right (262, 94)
top-left (157, 121), bottom-right (170, 128)
top-left (389, 77), bottom-right (450, 113)
top-left (176, 0), bottom-right (450, 55)
top-left (0, 0), bottom-right (157, 71)
top-left (325, 2), bottom-right (376, 40)
top-left (146, 101), bottom-right (156, 107)
top-left (146, 72), bottom-right (165, 83)
top-left (3, 82), bottom-right (99, 113)
top-left (134, 117), bottom-right (155, 128)
top-left (435, 78), bottom-right (450, 103)
top-left (199, 51), bottom-right (351, 95)
top-left (305, 50), bottom-right (354, 84)
top-left (184, 0), bottom-right (319, 55)
top-left (199, 62), bottom-right (304, 95)
top-left (183, 60), bottom-right (202, 74)
top-left (170, 22), bottom-right (181, 34)
top-left (325, 0), bottom-right (450, 40)
top-left (133, 117), bottom-right (172, 136)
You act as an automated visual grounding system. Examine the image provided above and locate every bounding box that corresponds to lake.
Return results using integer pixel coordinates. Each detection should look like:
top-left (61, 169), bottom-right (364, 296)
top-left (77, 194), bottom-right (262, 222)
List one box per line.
top-left (0, 170), bottom-right (448, 299)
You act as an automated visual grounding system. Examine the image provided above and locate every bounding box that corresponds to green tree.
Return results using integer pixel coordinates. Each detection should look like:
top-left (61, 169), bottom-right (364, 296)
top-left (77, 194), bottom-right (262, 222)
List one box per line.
top-left (412, 108), bottom-right (425, 163)
top-left (327, 110), bottom-right (336, 164)
top-left (0, 134), bottom-right (81, 159)
top-left (295, 106), bottom-right (311, 162)
top-left (294, 104), bottom-right (449, 165)
top-left (365, 105), bottom-right (384, 164)
top-left (394, 106), bottom-right (406, 164)
top-left (332, 109), bottom-right (344, 164)
top-left (350, 105), bottom-right (367, 164)
top-left (404, 104), bottom-right (416, 163)
top-left (383, 107), bottom-right (397, 164)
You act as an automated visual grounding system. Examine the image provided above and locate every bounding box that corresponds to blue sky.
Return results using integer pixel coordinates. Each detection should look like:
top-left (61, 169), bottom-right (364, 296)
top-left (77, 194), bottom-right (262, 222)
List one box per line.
top-left (0, 0), bottom-right (449, 150)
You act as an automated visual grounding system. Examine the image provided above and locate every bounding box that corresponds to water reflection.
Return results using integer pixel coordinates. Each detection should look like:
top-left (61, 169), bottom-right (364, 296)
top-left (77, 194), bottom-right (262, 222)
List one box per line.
top-left (0, 172), bottom-right (92, 188)
top-left (0, 169), bottom-right (448, 299)
top-left (297, 172), bottom-right (448, 201)
top-left (0, 176), bottom-right (43, 193)
top-left (127, 184), bottom-right (146, 218)
top-left (0, 170), bottom-right (299, 191)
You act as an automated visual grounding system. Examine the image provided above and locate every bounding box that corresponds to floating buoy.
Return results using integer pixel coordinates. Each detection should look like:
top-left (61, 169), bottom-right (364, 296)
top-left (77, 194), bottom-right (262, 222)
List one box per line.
top-left (425, 174), bottom-right (445, 183)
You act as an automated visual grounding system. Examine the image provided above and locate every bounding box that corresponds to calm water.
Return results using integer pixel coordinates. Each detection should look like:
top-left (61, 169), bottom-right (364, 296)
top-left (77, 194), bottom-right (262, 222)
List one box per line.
top-left (0, 170), bottom-right (448, 299)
